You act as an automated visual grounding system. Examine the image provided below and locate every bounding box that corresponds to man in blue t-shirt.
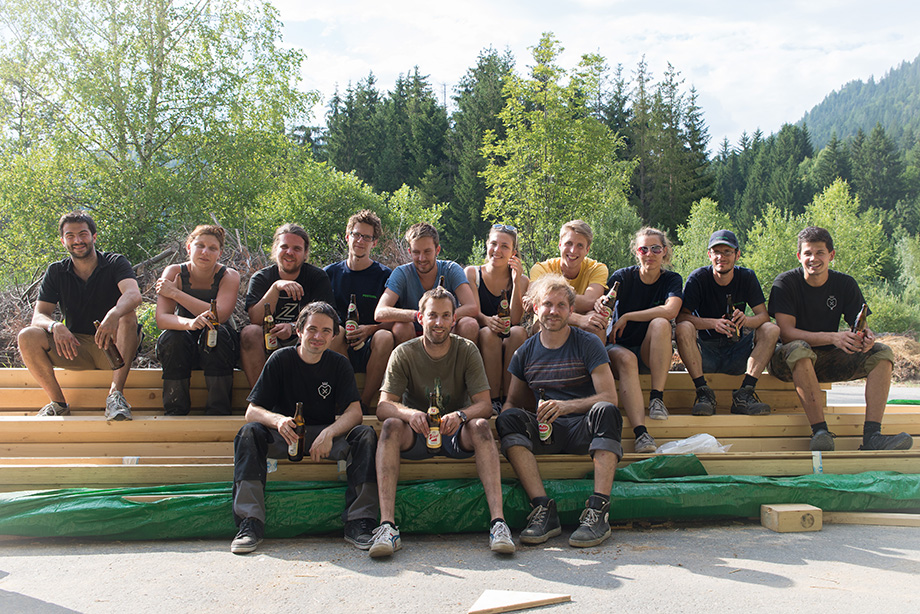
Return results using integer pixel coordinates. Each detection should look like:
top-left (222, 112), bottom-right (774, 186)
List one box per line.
top-left (230, 302), bottom-right (378, 555)
top-left (374, 222), bottom-right (478, 345)
top-left (768, 226), bottom-right (911, 452)
top-left (497, 274), bottom-right (623, 549)
top-left (18, 211), bottom-right (142, 420)
top-left (675, 230), bottom-right (780, 416)
top-left (325, 210), bottom-right (394, 413)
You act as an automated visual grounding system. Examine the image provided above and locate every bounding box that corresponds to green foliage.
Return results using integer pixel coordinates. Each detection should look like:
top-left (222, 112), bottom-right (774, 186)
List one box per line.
top-left (861, 283), bottom-right (920, 334)
top-left (481, 33), bottom-right (633, 265)
top-left (743, 205), bottom-right (804, 296)
top-left (670, 198), bottom-right (734, 279)
top-left (584, 188), bottom-right (644, 274)
top-left (385, 184), bottom-right (448, 253)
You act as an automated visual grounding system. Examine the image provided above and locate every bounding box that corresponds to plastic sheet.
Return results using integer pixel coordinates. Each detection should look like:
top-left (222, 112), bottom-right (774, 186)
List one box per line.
top-left (1, 456), bottom-right (919, 539)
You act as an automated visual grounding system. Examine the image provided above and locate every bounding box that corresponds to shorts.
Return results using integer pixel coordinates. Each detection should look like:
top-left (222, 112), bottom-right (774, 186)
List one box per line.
top-left (768, 340), bottom-right (894, 382)
top-left (607, 343), bottom-right (650, 374)
top-left (400, 424), bottom-right (474, 460)
top-left (495, 403), bottom-right (624, 460)
top-left (347, 335), bottom-right (374, 373)
top-left (699, 331), bottom-right (755, 375)
top-left (46, 332), bottom-right (113, 370)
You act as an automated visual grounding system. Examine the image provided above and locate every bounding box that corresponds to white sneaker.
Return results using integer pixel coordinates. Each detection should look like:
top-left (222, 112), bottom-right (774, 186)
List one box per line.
top-left (489, 520), bottom-right (515, 554)
top-left (37, 401), bottom-right (69, 417)
top-left (105, 391), bottom-right (133, 421)
top-left (369, 523), bottom-right (401, 558)
top-left (634, 431), bottom-right (657, 453)
top-left (648, 398), bottom-right (669, 420)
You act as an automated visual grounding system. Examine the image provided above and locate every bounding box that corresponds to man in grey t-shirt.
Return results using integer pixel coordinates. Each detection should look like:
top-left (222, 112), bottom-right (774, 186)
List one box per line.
top-left (369, 286), bottom-right (514, 558)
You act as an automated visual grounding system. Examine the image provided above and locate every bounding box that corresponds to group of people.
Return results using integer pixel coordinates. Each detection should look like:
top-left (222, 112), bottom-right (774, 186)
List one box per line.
top-left (19, 209), bottom-right (913, 558)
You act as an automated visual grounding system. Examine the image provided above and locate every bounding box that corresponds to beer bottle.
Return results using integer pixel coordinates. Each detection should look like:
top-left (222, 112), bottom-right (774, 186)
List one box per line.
top-left (497, 289), bottom-right (511, 339)
top-left (426, 391), bottom-right (442, 453)
top-left (205, 299), bottom-right (219, 349)
top-left (537, 388), bottom-right (553, 445)
top-left (725, 294), bottom-right (740, 343)
top-left (851, 303), bottom-right (869, 346)
top-left (346, 293), bottom-right (365, 350)
top-left (263, 303), bottom-right (278, 354)
top-left (93, 320), bottom-right (125, 370)
top-left (599, 281), bottom-right (620, 324)
top-left (437, 275), bottom-right (446, 289)
top-left (287, 402), bottom-right (305, 462)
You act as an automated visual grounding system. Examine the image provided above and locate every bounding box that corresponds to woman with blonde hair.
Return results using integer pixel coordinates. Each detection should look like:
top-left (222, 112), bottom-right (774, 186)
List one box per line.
top-left (598, 227), bottom-right (682, 453)
top-left (465, 224), bottom-right (529, 413)
top-left (156, 225), bottom-right (241, 415)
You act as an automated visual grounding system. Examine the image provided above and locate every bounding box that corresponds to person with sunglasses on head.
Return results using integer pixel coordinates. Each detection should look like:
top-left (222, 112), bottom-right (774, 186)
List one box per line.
top-left (597, 227), bottom-right (682, 453)
top-left (674, 230), bottom-right (780, 417)
top-left (530, 220), bottom-right (608, 342)
top-left (240, 224), bottom-right (335, 387)
top-left (325, 210), bottom-right (395, 414)
top-left (465, 224), bottom-right (530, 415)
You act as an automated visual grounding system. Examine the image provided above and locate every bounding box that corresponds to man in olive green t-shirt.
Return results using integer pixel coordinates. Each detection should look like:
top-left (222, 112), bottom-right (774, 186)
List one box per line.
top-left (368, 286), bottom-right (514, 558)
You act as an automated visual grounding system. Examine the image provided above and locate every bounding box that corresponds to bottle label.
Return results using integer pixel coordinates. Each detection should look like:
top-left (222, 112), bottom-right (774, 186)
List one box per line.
top-left (265, 333), bottom-right (279, 350)
top-left (345, 319), bottom-right (358, 334)
top-left (538, 421), bottom-right (552, 442)
top-left (499, 298), bottom-right (509, 310)
top-left (206, 328), bottom-right (218, 347)
top-left (500, 316), bottom-right (511, 334)
top-left (288, 441), bottom-right (297, 456)
top-left (427, 428), bottom-right (441, 449)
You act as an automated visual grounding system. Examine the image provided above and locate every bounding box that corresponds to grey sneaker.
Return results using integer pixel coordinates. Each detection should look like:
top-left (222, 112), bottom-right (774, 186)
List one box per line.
top-left (648, 397), bottom-right (669, 420)
top-left (344, 518), bottom-right (376, 550)
top-left (489, 520), bottom-right (516, 554)
top-left (37, 401), bottom-right (69, 417)
top-left (810, 429), bottom-right (836, 451)
top-left (731, 386), bottom-right (771, 416)
top-left (569, 496), bottom-right (611, 548)
top-left (692, 385), bottom-right (717, 416)
top-left (105, 391), bottom-right (132, 421)
top-left (860, 431), bottom-right (913, 451)
top-left (491, 399), bottom-right (503, 416)
top-left (519, 499), bottom-right (562, 545)
top-left (634, 431), bottom-right (657, 453)
top-left (369, 523), bottom-right (401, 558)
top-left (230, 517), bottom-right (264, 554)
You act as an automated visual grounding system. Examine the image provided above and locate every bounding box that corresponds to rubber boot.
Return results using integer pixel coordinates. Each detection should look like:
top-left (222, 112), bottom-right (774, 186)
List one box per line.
top-left (206, 375), bottom-right (234, 415)
top-left (163, 379), bottom-right (191, 415)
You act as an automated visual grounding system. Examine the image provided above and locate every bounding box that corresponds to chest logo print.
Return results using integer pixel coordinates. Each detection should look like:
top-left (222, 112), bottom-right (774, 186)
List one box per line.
top-left (318, 382), bottom-right (332, 399)
top-left (826, 296), bottom-right (837, 310)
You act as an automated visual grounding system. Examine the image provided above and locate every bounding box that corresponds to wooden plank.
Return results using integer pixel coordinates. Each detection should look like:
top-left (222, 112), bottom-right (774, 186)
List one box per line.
top-left (761, 503), bottom-right (823, 532)
top-left (0, 387), bottom-right (251, 410)
top-left (0, 442), bottom-right (234, 457)
top-left (823, 511), bottom-right (920, 527)
top-left (468, 590), bottom-right (571, 614)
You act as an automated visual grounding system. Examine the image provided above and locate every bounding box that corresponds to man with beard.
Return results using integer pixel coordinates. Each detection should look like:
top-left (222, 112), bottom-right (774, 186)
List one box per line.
top-left (18, 210), bottom-right (142, 420)
top-left (374, 222), bottom-right (479, 345)
top-left (497, 274), bottom-right (623, 548)
top-left (240, 224), bottom-right (335, 386)
top-left (368, 286), bottom-right (514, 558)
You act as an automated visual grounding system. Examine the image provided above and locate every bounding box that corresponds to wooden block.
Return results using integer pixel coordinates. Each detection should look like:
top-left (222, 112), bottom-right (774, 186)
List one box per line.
top-left (468, 590), bottom-right (570, 614)
top-left (761, 503), bottom-right (823, 532)
top-left (823, 512), bottom-right (920, 527)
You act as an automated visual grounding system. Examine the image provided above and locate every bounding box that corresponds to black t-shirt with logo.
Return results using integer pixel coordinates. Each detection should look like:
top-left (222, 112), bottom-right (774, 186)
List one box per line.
top-left (247, 346), bottom-right (360, 425)
top-left (768, 268), bottom-right (865, 348)
top-left (607, 265), bottom-right (683, 348)
top-left (245, 263), bottom-right (335, 324)
top-left (682, 266), bottom-right (766, 341)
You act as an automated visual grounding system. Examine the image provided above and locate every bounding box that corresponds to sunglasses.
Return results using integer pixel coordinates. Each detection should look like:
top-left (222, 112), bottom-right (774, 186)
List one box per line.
top-left (637, 245), bottom-right (664, 255)
top-left (491, 224), bottom-right (517, 233)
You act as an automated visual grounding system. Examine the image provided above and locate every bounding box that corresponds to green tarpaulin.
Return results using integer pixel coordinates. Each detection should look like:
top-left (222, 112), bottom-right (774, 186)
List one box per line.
top-left (1, 456), bottom-right (918, 539)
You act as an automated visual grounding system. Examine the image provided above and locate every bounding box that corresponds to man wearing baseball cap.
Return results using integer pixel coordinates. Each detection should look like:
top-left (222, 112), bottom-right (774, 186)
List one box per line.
top-left (674, 230), bottom-right (781, 415)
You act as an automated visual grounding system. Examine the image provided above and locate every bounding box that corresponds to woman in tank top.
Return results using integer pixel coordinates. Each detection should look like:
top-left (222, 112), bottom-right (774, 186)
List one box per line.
top-left (155, 225), bottom-right (241, 415)
top-left (464, 224), bottom-right (529, 413)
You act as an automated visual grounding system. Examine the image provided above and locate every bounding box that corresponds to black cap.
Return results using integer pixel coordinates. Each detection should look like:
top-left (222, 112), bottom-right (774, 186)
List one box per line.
top-left (708, 229), bottom-right (739, 250)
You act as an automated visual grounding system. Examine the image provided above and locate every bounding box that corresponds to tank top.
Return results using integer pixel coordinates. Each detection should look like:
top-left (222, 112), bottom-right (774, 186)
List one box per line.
top-left (475, 266), bottom-right (510, 317)
top-left (176, 263), bottom-right (226, 319)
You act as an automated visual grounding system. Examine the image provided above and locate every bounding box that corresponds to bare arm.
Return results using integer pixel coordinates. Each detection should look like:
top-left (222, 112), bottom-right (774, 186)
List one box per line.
top-left (246, 278), bottom-right (305, 324)
top-left (464, 266), bottom-right (488, 326)
top-left (774, 312), bottom-right (865, 354)
top-left (611, 295), bottom-right (682, 340)
top-left (453, 281), bottom-right (480, 321)
top-left (503, 374), bottom-right (532, 412)
top-left (573, 282), bottom-right (605, 314)
top-left (376, 390), bottom-right (430, 436)
top-left (539, 363), bottom-right (618, 422)
top-left (374, 288), bottom-right (417, 323)
top-left (309, 401), bottom-right (363, 461)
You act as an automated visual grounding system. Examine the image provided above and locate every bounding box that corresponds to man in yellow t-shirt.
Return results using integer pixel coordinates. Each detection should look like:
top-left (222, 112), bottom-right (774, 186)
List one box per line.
top-left (530, 220), bottom-right (608, 341)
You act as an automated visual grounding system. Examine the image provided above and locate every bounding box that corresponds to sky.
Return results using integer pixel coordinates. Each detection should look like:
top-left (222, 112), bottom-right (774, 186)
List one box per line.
top-left (274, 0), bottom-right (920, 148)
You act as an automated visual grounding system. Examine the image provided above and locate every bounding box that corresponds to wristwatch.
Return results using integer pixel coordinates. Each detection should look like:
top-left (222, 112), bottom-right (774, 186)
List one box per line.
top-left (457, 410), bottom-right (468, 424)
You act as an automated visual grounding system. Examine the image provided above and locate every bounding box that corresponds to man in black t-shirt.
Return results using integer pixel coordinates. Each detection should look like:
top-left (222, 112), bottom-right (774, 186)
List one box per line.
top-left (18, 211), bottom-right (142, 420)
top-left (230, 302), bottom-right (378, 554)
top-left (675, 230), bottom-right (780, 416)
top-left (768, 226), bottom-right (911, 452)
top-left (240, 224), bottom-right (335, 386)
top-left (325, 210), bottom-right (394, 413)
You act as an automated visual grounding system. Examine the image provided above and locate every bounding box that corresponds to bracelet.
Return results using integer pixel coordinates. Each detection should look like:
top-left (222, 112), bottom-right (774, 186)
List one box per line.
top-left (47, 321), bottom-right (57, 334)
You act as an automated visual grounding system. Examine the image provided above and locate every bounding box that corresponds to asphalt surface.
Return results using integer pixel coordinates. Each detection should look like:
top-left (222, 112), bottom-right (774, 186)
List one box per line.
top-left (828, 383), bottom-right (920, 405)
top-left (2, 522), bottom-right (918, 613)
